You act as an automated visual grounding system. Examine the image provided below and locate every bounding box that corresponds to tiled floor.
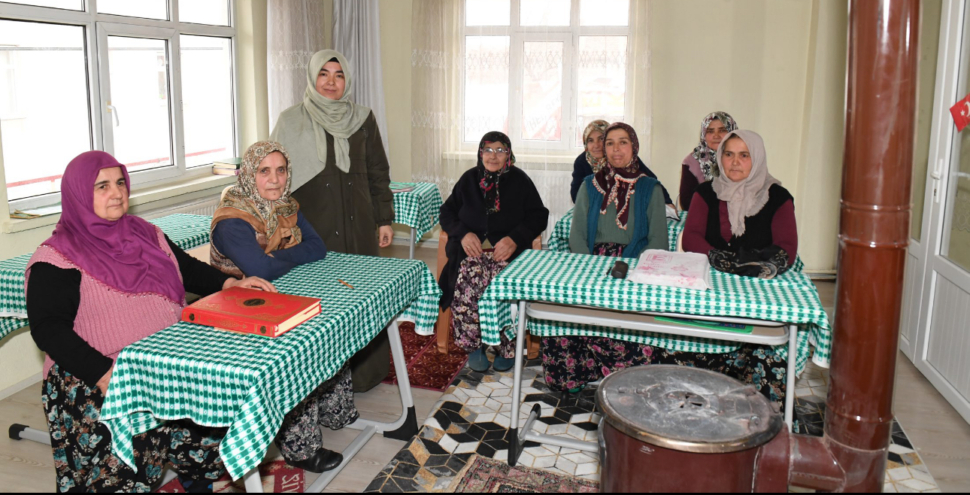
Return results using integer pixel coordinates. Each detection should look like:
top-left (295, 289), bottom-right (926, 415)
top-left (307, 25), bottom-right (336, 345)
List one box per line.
top-left (367, 353), bottom-right (943, 493)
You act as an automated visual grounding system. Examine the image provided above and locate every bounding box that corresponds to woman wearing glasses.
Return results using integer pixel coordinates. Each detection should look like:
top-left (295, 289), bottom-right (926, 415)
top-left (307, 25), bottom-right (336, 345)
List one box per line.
top-left (438, 131), bottom-right (549, 372)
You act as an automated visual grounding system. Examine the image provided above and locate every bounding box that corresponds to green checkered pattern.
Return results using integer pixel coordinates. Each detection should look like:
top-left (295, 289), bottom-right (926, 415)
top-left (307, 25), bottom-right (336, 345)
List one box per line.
top-left (100, 252), bottom-right (440, 481)
top-left (148, 214), bottom-right (213, 251)
top-left (391, 182), bottom-right (443, 240)
top-left (547, 207), bottom-right (805, 272)
top-left (478, 250), bottom-right (831, 375)
top-left (0, 317), bottom-right (27, 341)
top-left (0, 214), bottom-right (213, 321)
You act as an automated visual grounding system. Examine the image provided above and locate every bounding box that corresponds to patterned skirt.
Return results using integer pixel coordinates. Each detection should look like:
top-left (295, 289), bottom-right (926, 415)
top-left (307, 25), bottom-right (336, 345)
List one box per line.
top-left (275, 365), bottom-right (359, 462)
top-left (540, 243), bottom-right (789, 410)
top-left (450, 253), bottom-right (515, 358)
top-left (42, 364), bottom-right (226, 493)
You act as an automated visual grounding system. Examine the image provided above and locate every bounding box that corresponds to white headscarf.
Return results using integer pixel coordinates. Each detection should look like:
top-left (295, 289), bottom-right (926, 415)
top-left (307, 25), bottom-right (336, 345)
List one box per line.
top-left (271, 49), bottom-right (371, 189)
top-left (713, 130), bottom-right (781, 237)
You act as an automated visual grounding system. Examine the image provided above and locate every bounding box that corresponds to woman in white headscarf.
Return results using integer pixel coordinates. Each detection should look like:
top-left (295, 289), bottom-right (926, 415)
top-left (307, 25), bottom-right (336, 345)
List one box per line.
top-left (271, 49), bottom-right (394, 393)
top-left (682, 129), bottom-right (797, 278)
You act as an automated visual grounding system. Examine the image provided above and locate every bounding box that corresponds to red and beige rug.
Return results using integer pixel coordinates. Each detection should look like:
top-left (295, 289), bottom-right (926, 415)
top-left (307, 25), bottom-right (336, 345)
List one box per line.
top-left (384, 321), bottom-right (469, 392)
top-left (448, 455), bottom-right (599, 493)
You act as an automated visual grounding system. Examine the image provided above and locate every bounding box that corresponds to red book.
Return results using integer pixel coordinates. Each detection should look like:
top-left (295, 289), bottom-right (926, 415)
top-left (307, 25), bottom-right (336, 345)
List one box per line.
top-left (181, 287), bottom-right (321, 338)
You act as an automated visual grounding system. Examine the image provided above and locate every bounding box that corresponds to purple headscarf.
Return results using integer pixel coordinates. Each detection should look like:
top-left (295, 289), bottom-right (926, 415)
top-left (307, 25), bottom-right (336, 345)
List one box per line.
top-left (42, 151), bottom-right (186, 305)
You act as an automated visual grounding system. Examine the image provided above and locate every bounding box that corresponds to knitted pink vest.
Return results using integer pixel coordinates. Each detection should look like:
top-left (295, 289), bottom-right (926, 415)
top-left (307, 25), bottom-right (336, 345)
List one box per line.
top-left (25, 226), bottom-right (186, 378)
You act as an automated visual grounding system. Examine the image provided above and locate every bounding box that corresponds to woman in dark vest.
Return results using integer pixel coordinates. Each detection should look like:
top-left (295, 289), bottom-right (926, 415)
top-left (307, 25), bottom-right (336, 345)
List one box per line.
top-left (682, 129), bottom-right (797, 278)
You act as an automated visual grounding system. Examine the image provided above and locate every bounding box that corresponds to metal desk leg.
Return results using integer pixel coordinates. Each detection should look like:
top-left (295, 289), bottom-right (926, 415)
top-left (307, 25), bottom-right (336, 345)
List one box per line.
top-left (243, 466), bottom-right (263, 493)
top-left (9, 424), bottom-right (50, 445)
top-left (409, 228), bottom-right (416, 260)
top-left (507, 301), bottom-right (529, 466)
top-left (307, 319), bottom-right (418, 492)
top-left (785, 324), bottom-right (797, 429)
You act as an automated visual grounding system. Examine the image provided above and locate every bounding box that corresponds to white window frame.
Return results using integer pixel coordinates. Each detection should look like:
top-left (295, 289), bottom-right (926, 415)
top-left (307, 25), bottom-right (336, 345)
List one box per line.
top-left (0, 0), bottom-right (239, 211)
top-left (460, 0), bottom-right (634, 153)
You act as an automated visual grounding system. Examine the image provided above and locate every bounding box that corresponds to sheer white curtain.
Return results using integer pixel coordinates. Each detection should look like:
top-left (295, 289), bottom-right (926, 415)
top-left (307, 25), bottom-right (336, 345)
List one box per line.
top-left (333, 0), bottom-right (390, 158)
top-left (411, 0), bottom-right (651, 239)
top-left (267, 0), bottom-right (329, 132)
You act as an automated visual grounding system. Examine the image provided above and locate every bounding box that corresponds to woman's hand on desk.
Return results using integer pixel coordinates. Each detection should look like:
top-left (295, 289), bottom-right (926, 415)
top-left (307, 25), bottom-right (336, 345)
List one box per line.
top-left (492, 237), bottom-right (517, 262)
top-left (461, 233), bottom-right (483, 257)
top-left (97, 366), bottom-right (113, 396)
top-left (224, 276), bottom-right (277, 293)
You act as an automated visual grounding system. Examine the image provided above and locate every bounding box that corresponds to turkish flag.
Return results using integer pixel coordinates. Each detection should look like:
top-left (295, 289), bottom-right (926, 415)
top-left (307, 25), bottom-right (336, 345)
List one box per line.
top-left (950, 94), bottom-right (970, 132)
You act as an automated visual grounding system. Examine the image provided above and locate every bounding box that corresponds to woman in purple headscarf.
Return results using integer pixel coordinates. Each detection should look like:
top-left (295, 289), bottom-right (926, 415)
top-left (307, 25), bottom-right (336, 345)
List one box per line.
top-left (24, 151), bottom-right (274, 493)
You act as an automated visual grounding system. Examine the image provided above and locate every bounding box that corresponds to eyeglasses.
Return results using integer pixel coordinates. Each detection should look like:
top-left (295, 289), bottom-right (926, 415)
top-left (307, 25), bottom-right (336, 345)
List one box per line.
top-left (481, 148), bottom-right (510, 156)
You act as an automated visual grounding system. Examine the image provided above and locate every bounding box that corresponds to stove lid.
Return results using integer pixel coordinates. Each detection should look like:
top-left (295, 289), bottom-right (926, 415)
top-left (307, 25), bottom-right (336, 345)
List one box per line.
top-left (597, 365), bottom-right (784, 453)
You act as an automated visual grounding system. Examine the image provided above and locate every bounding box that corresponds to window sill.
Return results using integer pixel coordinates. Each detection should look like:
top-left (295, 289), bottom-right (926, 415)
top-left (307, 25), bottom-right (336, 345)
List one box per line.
top-left (2, 174), bottom-right (234, 234)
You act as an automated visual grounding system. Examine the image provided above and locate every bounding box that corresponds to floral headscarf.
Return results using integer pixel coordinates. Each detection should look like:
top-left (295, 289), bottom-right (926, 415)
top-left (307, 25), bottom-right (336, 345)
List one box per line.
top-left (212, 141), bottom-right (302, 252)
top-left (691, 111), bottom-right (738, 181)
top-left (582, 119), bottom-right (609, 173)
top-left (477, 131), bottom-right (515, 214)
top-left (593, 122), bottom-right (647, 230)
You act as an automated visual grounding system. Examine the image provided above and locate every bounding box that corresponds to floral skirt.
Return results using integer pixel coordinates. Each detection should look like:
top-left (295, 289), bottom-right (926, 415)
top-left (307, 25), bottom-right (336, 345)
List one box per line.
top-left (450, 253), bottom-right (515, 358)
top-left (275, 365), bottom-right (359, 462)
top-left (540, 242), bottom-right (788, 410)
top-left (42, 364), bottom-right (226, 493)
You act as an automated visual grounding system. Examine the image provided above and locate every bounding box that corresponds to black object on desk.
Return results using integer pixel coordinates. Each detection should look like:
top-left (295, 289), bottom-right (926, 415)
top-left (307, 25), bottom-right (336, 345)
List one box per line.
top-left (608, 261), bottom-right (629, 279)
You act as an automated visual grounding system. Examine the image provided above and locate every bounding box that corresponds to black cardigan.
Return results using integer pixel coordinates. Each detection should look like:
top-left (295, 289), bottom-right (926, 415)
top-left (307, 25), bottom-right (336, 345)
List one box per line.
top-left (26, 236), bottom-right (230, 388)
top-left (438, 166), bottom-right (549, 309)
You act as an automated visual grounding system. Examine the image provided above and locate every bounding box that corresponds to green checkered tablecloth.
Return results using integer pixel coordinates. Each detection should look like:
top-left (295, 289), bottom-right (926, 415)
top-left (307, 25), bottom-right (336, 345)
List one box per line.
top-left (148, 213), bottom-right (213, 252)
top-left (548, 208), bottom-right (686, 253)
top-left (101, 252), bottom-right (441, 481)
top-left (478, 249), bottom-right (831, 375)
top-left (0, 317), bottom-right (27, 342)
top-left (391, 182), bottom-right (443, 240)
top-left (547, 207), bottom-right (805, 272)
top-left (0, 214), bottom-right (213, 320)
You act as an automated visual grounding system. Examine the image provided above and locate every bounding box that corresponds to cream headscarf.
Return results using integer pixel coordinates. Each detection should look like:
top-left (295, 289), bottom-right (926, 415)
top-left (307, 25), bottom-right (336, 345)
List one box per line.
top-left (713, 130), bottom-right (781, 237)
top-left (271, 49), bottom-right (371, 190)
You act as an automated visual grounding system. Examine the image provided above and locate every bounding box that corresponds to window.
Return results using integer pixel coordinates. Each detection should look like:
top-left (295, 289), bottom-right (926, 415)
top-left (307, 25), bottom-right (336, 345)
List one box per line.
top-left (0, 0), bottom-right (237, 208)
top-left (462, 0), bottom-right (631, 151)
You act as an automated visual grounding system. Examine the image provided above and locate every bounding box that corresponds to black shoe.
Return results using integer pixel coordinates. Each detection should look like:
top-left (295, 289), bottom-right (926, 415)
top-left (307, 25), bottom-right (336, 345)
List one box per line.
top-left (286, 448), bottom-right (344, 473)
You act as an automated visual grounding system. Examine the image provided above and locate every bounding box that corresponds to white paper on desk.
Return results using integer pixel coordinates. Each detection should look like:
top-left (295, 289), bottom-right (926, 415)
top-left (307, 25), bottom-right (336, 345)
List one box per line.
top-left (628, 249), bottom-right (712, 291)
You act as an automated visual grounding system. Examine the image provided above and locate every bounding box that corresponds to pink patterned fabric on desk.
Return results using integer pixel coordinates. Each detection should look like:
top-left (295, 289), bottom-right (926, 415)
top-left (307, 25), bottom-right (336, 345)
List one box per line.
top-left (628, 250), bottom-right (712, 291)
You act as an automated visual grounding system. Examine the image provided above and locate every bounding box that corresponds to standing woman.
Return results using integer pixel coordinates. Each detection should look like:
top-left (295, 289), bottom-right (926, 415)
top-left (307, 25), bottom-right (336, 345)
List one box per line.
top-left (439, 131), bottom-right (548, 372)
top-left (25, 151), bottom-right (273, 492)
top-left (679, 111), bottom-right (738, 210)
top-left (570, 120), bottom-right (674, 206)
top-left (271, 49), bottom-right (394, 392)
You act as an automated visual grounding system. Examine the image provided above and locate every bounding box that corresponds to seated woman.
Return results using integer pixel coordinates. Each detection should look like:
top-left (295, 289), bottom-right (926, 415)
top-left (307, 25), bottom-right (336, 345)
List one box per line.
top-left (209, 141), bottom-right (357, 474)
top-left (543, 123), bottom-right (668, 392)
top-left (682, 129), bottom-right (797, 278)
top-left (439, 131), bottom-right (548, 373)
top-left (25, 151), bottom-right (274, 493)
top-left (679, 111), bottom-right (738, 211)
top-left (570, 120), bottom-right (674, 207)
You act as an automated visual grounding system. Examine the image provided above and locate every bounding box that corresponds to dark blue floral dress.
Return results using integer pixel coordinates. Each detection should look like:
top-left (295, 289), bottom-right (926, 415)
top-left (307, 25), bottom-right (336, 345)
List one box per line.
top-left (42, 364), bottom-right (226, 493)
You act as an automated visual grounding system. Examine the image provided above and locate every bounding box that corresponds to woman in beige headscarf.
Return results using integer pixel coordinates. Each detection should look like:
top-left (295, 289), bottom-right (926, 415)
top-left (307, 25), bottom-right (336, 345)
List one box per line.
top-left (682, 129), bottom-right (798, 278)
top-left (271, 49), bottom-right (394, 392)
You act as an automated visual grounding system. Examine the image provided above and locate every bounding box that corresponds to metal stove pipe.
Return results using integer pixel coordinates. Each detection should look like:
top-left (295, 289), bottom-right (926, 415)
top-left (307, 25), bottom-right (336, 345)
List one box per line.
top-left (788, 0), bottom-right (921, 492)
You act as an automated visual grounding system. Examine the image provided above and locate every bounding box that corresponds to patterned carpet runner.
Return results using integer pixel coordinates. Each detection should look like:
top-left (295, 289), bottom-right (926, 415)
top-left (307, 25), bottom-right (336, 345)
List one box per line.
top-left (384, 322), bottom-right (469, 392)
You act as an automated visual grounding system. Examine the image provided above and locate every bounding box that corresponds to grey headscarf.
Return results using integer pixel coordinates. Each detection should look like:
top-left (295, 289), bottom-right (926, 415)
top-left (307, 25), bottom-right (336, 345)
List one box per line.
top-left (713, 130), bottom-right (781, 237)
top-left (270, 49), bottom-right (371, 190)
